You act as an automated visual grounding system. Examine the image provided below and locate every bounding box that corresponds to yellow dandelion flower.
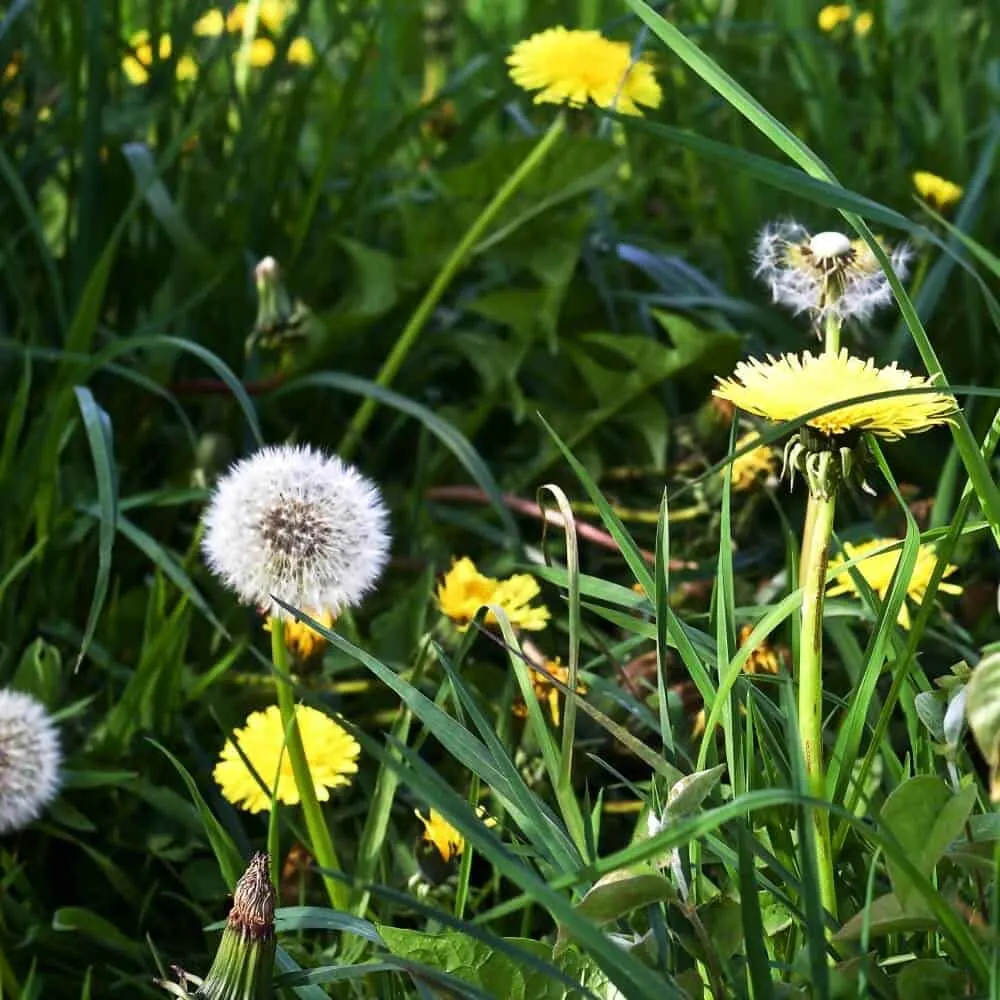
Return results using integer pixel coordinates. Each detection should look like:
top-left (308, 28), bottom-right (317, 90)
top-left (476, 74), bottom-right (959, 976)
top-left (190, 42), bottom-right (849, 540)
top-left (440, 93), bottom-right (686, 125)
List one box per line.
top-left (263, 609), bottom-right (335, 660)
top-left (247, 37), bottom-right (277, 68)
top-left (122, 33), bottom-right (176, 85)
top-left (416, 806), bottom-right (497, 862)
top-left (213, 704), bottom-right (359, 813)
top-left (514, 658), bottom-right (587, 726)
top-left (287, 36), bottom-right (316, 66)
top-left (3, 54), bottom-right (20, 82)
top-left (818, 5), bottom-right (853, 31)
top-left (176, 55), bottom-right (199, 82)
top-left (738, 624), bottom-right (781, 675)
top-left (227, 0), bottom-right (288, 34)
top-left (436, 557), bottom-right (550, 632)
top-left (828, 539), bottom-right (962, 629)
top-left (853, 11), bottom-right (874, 36)
top-left (913, 170), bottom-right (964, 210)
top-left (726, 432), bottom-right (778, 491)
top-left (194, 9), bottom-right (225, 37)
top-left (713, 349), bottom-right (958, 442)
top-left (507, 26), bottom-right (662, 116)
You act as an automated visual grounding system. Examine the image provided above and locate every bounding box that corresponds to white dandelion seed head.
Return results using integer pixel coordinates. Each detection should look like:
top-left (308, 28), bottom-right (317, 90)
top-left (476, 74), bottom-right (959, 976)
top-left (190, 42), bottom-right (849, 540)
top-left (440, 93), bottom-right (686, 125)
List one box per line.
top-left (201, 444), bottom-right (391, 619)
top-left (0, 689), bottom-right (62, 834)
top-left (752, 219), bottom-right (909, 324)
top-left (808, 231), bottom-right (852, 260)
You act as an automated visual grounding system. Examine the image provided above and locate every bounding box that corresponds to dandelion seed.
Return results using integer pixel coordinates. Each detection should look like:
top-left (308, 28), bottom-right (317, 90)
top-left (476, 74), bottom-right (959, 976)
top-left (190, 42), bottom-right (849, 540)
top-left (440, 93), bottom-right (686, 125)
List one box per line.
top-left (213, 704), bottom-right (360, 814)
top-left (415, 806), bottom-right (496, 863)
top-left (436, 557), bottom-right (550, 632)
top-left (201, 443), bottom-right (390, 618)
top-left (913, 170), bottom-right (963, 210)
top-left (507, 26), bottom-right (662, 116)
top-left (753, 220), bottom-right (910, 324)
top-left (713, 349), bottom-right (958, 441)
top-left (828, 539), bottom-right (962, 628)
top-left (0, 689), bottom-right (62, 834)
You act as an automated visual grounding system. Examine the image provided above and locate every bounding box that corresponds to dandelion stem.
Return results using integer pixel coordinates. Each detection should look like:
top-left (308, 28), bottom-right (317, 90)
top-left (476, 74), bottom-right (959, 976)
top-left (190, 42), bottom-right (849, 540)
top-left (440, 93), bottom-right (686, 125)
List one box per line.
top-left (270, 619), bottom-right (349, 912)
top-left (338, 113), bottom-right (567, 459)
top-left (797, 492), bottom-right (838, 929)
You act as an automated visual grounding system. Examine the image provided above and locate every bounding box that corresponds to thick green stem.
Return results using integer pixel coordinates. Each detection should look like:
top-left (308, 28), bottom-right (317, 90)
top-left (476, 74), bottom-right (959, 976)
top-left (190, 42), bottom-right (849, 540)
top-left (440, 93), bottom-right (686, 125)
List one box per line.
top-left (798, 492), bottom-right (838, 927)
top-left (271, 619), bottom-right (349, 911)
top-left (338, 113), bottom-right (567, 458)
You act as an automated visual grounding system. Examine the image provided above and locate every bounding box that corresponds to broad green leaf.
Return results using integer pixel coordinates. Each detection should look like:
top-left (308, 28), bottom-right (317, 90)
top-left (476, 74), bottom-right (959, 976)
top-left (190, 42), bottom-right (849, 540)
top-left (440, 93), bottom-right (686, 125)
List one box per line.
top-left (52, 908), bottom-right (143, 957)
top-left (966, 651), bottom-right (1000, 799)
top-left (880, 775), bottom-right (976, 911)
top-left (662, 765), bottom-right (726, 822)
top-left (894, 959), bottom-right (967, 1000)
top-left (835, 892), bottom-right (939, 940)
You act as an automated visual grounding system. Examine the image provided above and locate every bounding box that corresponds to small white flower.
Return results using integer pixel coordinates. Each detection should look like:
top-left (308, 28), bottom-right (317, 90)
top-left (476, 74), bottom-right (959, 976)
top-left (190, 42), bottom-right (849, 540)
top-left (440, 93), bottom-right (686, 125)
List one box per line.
top-left (753, 219), bottom-right (910, 325)
top-left (0, 689), bottom-right (62, 834)
top-left (202, 444), bottom-right (390, 618)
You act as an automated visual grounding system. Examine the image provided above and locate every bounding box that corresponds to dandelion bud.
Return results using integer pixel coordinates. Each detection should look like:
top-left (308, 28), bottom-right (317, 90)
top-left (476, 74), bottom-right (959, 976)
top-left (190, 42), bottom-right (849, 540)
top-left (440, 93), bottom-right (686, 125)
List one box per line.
top-left (158, 854), bottom-right (276, 1000)
top-left (202, 444), bottom-right (390, 619)
top-left (0, 688), bottom-right (61, 834)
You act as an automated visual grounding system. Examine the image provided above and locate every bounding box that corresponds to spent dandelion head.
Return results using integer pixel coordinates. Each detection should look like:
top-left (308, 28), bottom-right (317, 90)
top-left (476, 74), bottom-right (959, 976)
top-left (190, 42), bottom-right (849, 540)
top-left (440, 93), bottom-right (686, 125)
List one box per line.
top-left (714, 349), bottom-right (958, 498)
top-left (913, 171), bottom-right (963, 211)
top-left (201, 444), bottom-right (390, 619)
top-left (436, 557), bottom-right (550, 632)
top-left (507, 26), bottom-right (662, 116)
top-left (753, 220), bottom-right (910, 328)
top-left (828, 539), bottom-right (962, 629)
top-left (0, 689), bottom-right (62, 834)
top-left (213, 704), bottom-right (360, 814)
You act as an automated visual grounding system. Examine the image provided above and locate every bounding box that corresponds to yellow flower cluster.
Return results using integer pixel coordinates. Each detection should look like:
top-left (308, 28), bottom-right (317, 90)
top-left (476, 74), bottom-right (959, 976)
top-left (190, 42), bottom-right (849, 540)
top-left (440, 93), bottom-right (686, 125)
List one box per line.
top-left (214, 704), bottom-right (359, 813)
top-left (436, 557), bottom-right (550, 632)
top-left (726, 432), bottom-right (778, 492)
top-left (507, 26), bottom-right (662, 116)
top-left (828, 539), bottom-right (962, 629)
top-left (195, 2), bottom-right (315, 67)
top-left (818, 5), bottom-right (873, 37)
top-left (122, 31), bottom-right (198, 86)
top-left (913, 170), bottom-right (964, 210)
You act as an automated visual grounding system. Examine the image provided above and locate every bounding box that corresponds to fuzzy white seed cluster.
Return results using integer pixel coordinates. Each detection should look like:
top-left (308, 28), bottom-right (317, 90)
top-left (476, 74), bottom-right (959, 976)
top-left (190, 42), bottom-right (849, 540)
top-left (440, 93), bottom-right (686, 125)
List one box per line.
top-left (0, 689), bottom-right (62, 834)
top-left (201, 444), bottom-right (391, 618)
top-left (753, 219), bottom-right (911, 323)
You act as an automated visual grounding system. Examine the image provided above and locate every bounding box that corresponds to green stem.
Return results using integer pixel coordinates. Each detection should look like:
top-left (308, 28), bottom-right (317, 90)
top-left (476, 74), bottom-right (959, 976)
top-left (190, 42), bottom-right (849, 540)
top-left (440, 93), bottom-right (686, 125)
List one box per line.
top-left (271, 619), bottom-right (349, 911)
top-left (798, 492), bottom-right (838, 928)
top-left (338, 113), bottom-right (567, 459)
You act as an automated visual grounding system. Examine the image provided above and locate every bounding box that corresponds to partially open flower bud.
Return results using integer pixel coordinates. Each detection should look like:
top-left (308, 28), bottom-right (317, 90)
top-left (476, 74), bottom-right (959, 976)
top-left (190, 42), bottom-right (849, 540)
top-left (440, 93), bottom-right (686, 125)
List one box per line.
top-left (158, 854), bottom-right (275, 1000)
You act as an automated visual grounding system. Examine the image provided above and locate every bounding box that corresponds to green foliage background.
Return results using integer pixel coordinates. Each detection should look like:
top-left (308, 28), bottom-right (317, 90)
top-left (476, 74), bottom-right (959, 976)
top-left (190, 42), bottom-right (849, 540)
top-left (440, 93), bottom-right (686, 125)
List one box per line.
top-left (3, 0), bottom-right (1000, 997)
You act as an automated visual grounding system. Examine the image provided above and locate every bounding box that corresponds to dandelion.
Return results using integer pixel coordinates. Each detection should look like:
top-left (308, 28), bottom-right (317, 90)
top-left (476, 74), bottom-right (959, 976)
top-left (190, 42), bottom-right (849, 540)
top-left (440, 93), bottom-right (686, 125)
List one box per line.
top-left (753, 220), bottom-right (910, 324)
top-left (158, 853), bottom-right (275, 1000)
top-left (193, 9), bottom-right (225, 36)
top-left (513, 658), bottom-right (587, 726)
top-left (726, 432), bottom-right (778, 491)
top-left (122, 31), bottom-right (170, 85)
top-left (436, 557), bottom-right (550, 632)
top-left (0, 689), bottom-right (62, 834)
top-left (854, 11), bottom-right (874, 36)
top-left (263, 609), bottom-right (334, 660)
top-left (201, 444), bottom-right (390, 619)
top-left (738, 624), bottom-right (782, 675)
top-left (828, 539), bottom-right (962, 628)
top-left (214, 704), bottom-right (360, 814)
top-left (713, 349), bottom-right (958, 442)
top-left (287, 37), bottom-right (316, 66)
top-left (248, 37), bottom-right (276, 68)
top-left (226, 0), bottom-right (288, 34)
top-left (818, 5), bottom-right (852, 31)
top-left (416, 806), bottom-right (497, 863)
top-left (913, 170), bottom-right (963, 210)
top-left (507, 26), bottom-right (662, 116)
